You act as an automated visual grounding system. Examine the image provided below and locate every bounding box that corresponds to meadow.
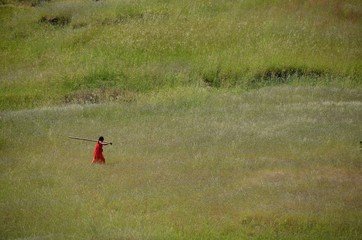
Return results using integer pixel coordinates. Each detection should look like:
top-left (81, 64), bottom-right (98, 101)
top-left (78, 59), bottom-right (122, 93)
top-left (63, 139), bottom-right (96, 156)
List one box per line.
top-left (0, 0), bottom-right (361, 110)
top-left (1, 87), bottom-right (362, 239)
top-left (1, 0), bottom-right (362, 239)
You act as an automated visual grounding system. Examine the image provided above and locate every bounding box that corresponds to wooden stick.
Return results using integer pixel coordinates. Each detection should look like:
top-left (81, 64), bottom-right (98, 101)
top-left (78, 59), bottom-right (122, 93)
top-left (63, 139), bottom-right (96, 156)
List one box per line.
top-left (68, 136), bottom-right (113, 145)
top-left (68, 136), bottom-right (98, 142)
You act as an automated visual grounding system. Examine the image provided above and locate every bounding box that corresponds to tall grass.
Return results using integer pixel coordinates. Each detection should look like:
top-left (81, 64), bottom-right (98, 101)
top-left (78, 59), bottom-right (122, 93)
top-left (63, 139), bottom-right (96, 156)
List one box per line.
top-left (1, 87), bottom-right (361, 239)
top-left (1, 0), bottom-right (361, 239)
top-left (1, 0), bottom-right (361, 110)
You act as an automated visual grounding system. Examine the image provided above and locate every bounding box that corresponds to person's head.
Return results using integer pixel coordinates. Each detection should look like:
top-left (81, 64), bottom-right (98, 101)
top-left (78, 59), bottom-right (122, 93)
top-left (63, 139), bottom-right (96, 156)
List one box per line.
top-left (99, 136), bottom-right (104, 141)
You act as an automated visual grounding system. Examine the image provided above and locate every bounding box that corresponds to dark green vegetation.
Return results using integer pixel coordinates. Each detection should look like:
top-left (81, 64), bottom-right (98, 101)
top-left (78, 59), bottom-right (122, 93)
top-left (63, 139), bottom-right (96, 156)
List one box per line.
top-left (1, 0), bottom-right (361, 239)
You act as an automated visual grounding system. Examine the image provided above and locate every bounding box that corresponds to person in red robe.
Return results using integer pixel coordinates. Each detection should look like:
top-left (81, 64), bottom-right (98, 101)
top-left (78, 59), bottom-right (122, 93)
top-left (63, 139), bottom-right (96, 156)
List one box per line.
top-left (92, 136), bottom-right (112, 164)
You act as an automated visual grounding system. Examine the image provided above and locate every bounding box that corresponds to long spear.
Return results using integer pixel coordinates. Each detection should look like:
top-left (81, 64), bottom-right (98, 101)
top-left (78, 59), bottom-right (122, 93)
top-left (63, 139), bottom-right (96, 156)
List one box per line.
top-left (68, 136), bottom-right (98, 142)
top-left (68, 136), bottom-right (113, 145)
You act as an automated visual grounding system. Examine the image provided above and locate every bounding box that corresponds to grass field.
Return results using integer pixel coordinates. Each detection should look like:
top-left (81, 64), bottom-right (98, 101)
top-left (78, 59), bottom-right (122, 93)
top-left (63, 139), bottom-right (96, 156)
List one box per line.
top-left (1, 0), bottom-right (361, 110)
top-left (1, 87), bottom-right (362, 239)
top-left (1, 0), bottom-right (362, 239)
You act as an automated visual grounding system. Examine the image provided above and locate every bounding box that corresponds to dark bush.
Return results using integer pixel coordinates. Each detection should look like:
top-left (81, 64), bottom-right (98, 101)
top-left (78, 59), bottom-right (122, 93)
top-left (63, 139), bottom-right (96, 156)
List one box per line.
top-left (1, 0), bottom-right (51, 6)
top-left (249, 67), bottom-right (326, 88)
top-left (40, 15), bottom-right (70, 26)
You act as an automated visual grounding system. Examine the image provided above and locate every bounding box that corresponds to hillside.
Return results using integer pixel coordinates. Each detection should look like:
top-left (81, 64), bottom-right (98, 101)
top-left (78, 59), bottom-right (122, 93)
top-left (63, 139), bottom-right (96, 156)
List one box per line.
top-left (1, 0), bottom-right (362, 239)
top-left (0, 0), bottom-right (361, 110)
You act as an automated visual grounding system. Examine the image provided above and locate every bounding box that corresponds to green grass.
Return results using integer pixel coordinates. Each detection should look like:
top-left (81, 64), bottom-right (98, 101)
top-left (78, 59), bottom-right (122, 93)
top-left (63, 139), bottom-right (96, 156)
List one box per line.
top-left (0, 0), bottom-right (361, 110)
top-left (1, 87), bottom-right (362, 239)
top-left (1, 0), bottom-right (362, 239)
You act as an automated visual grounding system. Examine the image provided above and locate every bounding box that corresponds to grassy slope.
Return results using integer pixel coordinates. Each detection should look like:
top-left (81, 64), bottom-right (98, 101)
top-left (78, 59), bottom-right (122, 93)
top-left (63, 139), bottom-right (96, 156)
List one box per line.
top-left (1, 87), bottom-right (362, 239)
top-left (1, 0), bottom-right (362, 239)
top-left (0, 0), bottom-right (361, 110)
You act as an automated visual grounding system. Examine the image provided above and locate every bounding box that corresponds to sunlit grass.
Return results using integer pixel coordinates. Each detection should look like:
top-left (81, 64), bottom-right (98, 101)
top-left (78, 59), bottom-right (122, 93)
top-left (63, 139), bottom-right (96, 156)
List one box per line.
top-left (1, 0), bottom-right (361, 110)
top-left (1, 0), bottom-right (361, 239)
top-left (1, 87), bottom-right (361, 239)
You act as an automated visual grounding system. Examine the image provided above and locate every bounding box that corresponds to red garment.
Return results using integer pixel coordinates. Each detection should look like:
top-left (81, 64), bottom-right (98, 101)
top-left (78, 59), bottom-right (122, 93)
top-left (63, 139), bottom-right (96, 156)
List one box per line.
top-left (92, 141), bottom-right (105, 164)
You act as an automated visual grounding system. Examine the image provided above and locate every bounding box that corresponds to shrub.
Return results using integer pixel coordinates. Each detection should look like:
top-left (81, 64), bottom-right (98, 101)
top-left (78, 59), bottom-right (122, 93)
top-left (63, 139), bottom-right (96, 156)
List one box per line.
top-left (40, 14), bottom-right (70, 26)
top-left (1, 0), bottom-right (51, 6)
